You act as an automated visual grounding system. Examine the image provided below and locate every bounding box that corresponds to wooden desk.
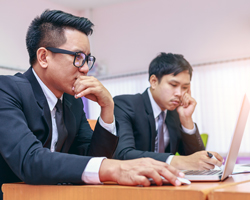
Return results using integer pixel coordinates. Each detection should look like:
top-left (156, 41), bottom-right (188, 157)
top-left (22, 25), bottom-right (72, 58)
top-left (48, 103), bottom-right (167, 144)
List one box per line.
top-left (209, 180), bottom-right (250, 200)
top-left (2, 174), bottom-right (250, 200)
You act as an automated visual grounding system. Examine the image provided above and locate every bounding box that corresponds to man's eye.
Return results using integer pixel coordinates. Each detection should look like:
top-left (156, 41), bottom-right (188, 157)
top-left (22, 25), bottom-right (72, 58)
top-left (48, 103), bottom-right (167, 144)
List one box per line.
top-left (76, 55), bottom-right (82, 60)
top-left (183, 87), bottom-right (188, 90)
top-left (171, 84), bottom-right (177, 87)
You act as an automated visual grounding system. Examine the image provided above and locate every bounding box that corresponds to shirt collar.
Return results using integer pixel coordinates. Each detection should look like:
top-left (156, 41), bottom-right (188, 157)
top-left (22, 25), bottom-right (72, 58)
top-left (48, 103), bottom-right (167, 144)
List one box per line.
top-left (32, 68), bottom-right (62, 111)
top-left (147, 88), bottom-right (167, 120)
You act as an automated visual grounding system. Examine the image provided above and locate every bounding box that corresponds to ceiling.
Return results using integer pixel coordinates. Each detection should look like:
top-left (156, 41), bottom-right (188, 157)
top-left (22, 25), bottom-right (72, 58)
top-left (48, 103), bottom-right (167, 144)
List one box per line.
top-left (47, 0), bottom-right (137, 10)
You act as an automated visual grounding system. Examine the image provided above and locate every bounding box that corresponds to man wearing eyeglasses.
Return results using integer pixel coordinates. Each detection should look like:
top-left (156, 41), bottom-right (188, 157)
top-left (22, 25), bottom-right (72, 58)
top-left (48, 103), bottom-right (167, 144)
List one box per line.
top-left (0, 10), bottom-right (185, 200)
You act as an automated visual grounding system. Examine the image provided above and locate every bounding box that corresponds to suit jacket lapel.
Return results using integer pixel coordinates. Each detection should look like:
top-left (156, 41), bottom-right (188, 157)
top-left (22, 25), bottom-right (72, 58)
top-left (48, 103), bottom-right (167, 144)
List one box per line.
top-left (142, 89), bottom-right (157, 151)
top-left (23, 67), bottom-right (52, 148)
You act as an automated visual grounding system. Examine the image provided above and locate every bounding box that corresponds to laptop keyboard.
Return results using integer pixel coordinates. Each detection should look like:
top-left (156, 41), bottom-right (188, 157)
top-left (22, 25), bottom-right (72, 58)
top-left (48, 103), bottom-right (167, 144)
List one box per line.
top-left (184, 170), bottom-right (222, 175)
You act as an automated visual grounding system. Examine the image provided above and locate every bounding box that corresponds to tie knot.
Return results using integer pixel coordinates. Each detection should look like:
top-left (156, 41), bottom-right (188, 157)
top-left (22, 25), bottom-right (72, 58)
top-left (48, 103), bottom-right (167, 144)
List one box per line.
top-left (158, 111), bottom-right (165, 121)
top-left (55, 99), bottom-right (63, 112)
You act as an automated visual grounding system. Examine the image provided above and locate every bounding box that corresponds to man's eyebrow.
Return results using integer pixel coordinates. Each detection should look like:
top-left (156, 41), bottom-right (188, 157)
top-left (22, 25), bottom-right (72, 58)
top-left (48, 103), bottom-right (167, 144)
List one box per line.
top-left (74, 48), bottom-right (90, 55)
top-left (169, 80), bottom-right (190, 85)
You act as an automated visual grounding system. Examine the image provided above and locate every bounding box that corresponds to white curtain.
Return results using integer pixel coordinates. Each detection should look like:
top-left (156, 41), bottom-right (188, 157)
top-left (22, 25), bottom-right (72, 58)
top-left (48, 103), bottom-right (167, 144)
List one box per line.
top-left (88, 58), bottom-right (250, 156)
top-left (192, 58), bottom-right (250, 156)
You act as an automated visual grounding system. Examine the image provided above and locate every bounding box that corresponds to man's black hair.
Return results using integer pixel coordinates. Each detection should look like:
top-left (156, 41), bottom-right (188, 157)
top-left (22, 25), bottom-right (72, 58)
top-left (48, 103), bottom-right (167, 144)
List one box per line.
top-left (26, 9), bottom-right (94, 65)
top-left (148, 52), bottom-right (193, 82)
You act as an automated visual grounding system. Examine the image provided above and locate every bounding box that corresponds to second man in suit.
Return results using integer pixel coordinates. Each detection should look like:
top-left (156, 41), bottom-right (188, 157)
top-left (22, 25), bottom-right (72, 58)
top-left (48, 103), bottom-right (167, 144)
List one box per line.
top-left (114, 52), bottom-right (223, 170)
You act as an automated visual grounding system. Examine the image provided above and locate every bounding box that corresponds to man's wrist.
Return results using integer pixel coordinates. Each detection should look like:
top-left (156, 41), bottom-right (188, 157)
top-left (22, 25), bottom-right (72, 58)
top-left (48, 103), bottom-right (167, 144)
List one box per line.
top-left (166, 155), bottom-right (174, 164)
top-left (98, 116), bottom-right (116, 136)
top-left (179, 117), bottom-right (194, 129)
top-left (99, 159), bottom-right (118, 183)
top-left (181, 123), bottom-right (196, 135)
top-left (100, 104), bottom-right (114, 124)
top-left (82, 157), bottom-right (106, 184)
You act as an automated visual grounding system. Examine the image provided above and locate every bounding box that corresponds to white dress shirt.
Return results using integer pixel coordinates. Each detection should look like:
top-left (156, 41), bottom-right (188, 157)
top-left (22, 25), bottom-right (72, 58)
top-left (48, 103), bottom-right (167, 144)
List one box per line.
top-left (147, 88), bottom-right (196, 164)
top-left (32, 69), bottom-right (116, 184)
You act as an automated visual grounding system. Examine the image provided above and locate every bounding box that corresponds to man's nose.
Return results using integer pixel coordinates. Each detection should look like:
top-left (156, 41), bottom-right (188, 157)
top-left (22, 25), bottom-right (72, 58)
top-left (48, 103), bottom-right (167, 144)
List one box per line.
top-left (175, 86), bottom-right (182, 96)
top-left (78, 62), bottom-right (89, 74)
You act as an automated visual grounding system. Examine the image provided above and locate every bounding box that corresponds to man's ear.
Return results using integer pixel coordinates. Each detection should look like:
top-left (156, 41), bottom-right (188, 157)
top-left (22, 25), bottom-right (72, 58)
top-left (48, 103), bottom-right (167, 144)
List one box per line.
top-left (149, 74), bottom-right (158, 89)
top-left (36, 47), bottom-right (49, 69)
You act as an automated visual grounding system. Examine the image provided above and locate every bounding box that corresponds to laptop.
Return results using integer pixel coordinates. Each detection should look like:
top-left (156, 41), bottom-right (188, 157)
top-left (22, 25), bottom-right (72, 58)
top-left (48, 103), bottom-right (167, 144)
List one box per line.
top-left (183, 94), bottom-right (250, 181)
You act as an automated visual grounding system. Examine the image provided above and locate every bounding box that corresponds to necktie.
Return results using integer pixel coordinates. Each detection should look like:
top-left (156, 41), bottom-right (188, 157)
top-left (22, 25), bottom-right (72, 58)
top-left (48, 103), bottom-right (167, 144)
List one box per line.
top-left (157, 111), bottom-right (165, 153)
top-left (55, 99), bottom-right (68, 152)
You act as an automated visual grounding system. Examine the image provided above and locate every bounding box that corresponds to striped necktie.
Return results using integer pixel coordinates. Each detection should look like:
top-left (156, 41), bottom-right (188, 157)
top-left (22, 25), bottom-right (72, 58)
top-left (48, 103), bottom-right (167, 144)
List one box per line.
top-left (157, 111), bottom-right (165, 153)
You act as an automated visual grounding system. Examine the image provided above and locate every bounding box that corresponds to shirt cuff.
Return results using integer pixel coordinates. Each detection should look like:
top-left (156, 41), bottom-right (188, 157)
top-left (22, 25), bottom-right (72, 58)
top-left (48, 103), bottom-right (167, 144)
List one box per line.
top-left (166, 155), bottom-right (174, 165)
top-left (98, 115), bottom-right (117, 136)
top-left (81, 157), bottom-right (106, 184)
top-left (181, 123), bottom-right (196, 135)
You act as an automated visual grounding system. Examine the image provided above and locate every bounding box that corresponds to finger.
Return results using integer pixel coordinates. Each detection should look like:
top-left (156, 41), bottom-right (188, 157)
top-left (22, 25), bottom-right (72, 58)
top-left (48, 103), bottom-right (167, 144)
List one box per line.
top-left (148, 158), bottom-right (184, 177)
top-left (205, 156), bottom-right (223, 167)
top-left (205, 151), bottom-right (223, 167)
top-left (141, 168), bottom-right (163, 186)
top-left (187, 85), bottom-right (191, 95)
top-left (198, 153), bottom-right (217, 170)
top-left (149, 163), bottom-right (182, 186)
top-left (164, 164), bottom-right (185, 178)
top-left (182, 93), bottom-right (190, 108)
top-left (201, 162), bottom-right (216, 170)
top-left (74, 78), bottom-right (99, 95)
top-left (210, 151), bottom-right (224, 163)
top-left (73, 75), bottom-right (94, 87)
top-left (184, 93), bottom-right (196, 108)
top-left (192, 151), bottom-right (216, 170)
top-left (142, 159), bottom-right (183, 186)
top-left (75, 88), bottom-right (98, 101)
top-left (131, 175), bottom-right (152, 187)
top-left (160, 168), bottom-right (181, 186)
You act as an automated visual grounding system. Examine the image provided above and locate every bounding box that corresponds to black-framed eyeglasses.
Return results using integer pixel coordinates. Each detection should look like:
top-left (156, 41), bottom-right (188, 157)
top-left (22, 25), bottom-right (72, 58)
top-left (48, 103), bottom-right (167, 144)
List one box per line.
top-left (46, 47), bottom-right (96, 70)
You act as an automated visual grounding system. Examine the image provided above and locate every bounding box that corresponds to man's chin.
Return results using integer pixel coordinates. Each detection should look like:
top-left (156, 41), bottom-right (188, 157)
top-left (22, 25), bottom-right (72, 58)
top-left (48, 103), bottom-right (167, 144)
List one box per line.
top-left (167, 104), bottom-right (179, 111)
top-left (67, 89), bottom-right (75, 96)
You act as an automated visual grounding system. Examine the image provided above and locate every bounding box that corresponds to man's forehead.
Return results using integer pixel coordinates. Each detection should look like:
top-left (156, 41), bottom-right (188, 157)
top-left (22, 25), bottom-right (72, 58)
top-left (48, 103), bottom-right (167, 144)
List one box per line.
top-left (63, 29), bottom-right (90, 53)
top-left (164, 72), bottom-right (191, 83)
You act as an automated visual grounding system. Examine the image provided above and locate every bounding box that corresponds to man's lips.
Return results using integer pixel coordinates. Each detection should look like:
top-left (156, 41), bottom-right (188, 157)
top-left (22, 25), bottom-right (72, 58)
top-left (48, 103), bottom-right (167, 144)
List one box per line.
top-left (171, 100), bottom-right (180, 105)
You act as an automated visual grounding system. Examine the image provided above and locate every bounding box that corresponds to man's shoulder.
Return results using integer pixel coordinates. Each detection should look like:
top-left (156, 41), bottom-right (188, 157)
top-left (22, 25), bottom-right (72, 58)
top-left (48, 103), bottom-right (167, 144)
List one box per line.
top-left (114, 93), bottom-right (143, 104)
top-left (113, 93), bottom-right (148, 116)
top-left (0, 73), bottom-right (29, 89)
top-left (0, 73), bottom-right (34, 108)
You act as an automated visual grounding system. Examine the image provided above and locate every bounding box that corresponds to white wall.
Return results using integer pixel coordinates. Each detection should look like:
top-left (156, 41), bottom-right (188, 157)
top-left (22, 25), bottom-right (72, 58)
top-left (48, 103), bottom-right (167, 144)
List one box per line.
top-left (91, 0), bottom-right (250, 75)
top-left (1, 0), bottom-right (250, 75)
top-left (0, 0), bottom-right (81, 74)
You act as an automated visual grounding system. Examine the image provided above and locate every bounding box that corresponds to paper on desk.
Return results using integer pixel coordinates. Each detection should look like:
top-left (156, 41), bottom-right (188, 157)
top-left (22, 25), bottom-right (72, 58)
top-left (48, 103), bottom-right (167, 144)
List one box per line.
top-left (232, 164), bottom-right (250, 174)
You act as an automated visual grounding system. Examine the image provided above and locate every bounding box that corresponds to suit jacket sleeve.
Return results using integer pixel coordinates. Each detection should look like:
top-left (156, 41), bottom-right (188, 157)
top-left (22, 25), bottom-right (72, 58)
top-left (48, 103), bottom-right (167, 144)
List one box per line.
top-left (165, 108), bottom-right (205, 155)
top-left (177, 123), bottom-right (205, 155)
top-left (69, 103), bottom-right (118, 158)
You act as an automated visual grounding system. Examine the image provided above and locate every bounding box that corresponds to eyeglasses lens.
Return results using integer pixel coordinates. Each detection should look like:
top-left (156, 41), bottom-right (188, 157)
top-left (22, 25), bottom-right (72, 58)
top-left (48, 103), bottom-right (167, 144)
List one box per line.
top-left (74, 53), bottom-right (85, 67)
top-left (87, 57), bottom-right (95, 69)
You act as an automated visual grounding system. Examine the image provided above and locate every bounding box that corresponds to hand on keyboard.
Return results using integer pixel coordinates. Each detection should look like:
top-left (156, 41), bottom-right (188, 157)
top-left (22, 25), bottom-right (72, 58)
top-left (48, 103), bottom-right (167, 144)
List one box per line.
top-left (171, 150), bottom-right (224, 170)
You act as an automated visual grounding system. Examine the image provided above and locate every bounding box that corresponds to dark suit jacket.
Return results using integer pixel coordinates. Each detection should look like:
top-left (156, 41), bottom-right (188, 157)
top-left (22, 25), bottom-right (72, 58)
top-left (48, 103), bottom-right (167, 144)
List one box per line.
top-left (113, 89), bottom-right (204, 162)
top-left (0, 67), bottom-right (118, 199)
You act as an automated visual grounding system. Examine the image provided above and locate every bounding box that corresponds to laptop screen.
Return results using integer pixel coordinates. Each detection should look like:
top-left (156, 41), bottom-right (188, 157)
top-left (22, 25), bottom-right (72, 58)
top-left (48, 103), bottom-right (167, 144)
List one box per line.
top-left (221, 94), bottom-right (250, 180)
